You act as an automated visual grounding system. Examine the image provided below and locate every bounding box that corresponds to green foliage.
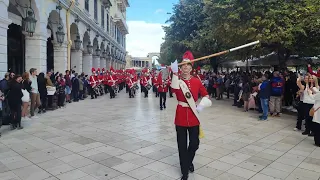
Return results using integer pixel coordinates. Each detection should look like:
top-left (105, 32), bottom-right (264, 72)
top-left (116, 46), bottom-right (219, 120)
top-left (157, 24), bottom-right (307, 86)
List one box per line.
top-left (160, 0), bottom-right (320, 69)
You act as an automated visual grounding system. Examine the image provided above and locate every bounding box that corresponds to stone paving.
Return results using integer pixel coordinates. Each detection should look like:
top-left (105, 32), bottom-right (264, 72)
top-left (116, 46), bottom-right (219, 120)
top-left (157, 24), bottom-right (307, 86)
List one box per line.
top-left (0, 91), bottom-right (320, 180)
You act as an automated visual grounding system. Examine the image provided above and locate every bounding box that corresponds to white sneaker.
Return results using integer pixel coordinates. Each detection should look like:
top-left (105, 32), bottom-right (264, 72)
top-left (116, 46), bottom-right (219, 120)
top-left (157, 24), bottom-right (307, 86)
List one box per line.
top-left (31, 115), bottom-right (39, 119)
top-left (294, 128), bottom-right (298, 131)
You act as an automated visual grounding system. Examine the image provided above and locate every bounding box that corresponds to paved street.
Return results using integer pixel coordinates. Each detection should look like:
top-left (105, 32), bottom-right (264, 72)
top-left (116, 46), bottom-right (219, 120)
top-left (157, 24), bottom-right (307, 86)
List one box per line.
top-left (0, 91), bottom-right (319, 180)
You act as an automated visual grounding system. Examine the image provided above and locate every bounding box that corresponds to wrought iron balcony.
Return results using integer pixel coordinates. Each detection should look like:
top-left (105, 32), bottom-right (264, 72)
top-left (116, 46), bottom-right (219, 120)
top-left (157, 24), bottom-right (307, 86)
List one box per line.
top-left (114, 12), bottom-right (128, 34)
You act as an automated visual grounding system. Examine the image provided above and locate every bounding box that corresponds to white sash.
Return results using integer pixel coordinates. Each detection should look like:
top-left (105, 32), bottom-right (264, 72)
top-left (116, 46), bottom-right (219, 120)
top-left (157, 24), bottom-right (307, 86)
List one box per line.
top-left (178, 80), bottom-right (201, 121)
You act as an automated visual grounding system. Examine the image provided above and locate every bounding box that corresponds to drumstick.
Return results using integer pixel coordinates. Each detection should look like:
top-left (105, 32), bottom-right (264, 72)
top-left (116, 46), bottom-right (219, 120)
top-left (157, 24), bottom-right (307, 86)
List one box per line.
top-left (178, 40), bottom-right (260, 66)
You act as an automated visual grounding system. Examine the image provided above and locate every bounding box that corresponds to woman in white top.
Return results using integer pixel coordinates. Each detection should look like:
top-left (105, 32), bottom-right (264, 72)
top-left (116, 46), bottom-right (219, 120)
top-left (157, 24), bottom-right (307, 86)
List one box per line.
top-left (308, 76), bottom-right (320, 146)
top-left (297, 74), bottom-right (319, 136)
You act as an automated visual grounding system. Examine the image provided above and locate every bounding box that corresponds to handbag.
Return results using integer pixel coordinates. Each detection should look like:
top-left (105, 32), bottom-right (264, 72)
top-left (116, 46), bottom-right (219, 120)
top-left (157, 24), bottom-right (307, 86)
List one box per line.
top-left (21, 89), bottom-right (30, 102)
top-left (309, 106), bottom-right (320, 117)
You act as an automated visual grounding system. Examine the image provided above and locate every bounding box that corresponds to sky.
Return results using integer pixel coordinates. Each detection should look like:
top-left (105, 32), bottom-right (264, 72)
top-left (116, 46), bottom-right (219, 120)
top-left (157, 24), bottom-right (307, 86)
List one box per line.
top-left (126, 0), bottom-right (178, 58)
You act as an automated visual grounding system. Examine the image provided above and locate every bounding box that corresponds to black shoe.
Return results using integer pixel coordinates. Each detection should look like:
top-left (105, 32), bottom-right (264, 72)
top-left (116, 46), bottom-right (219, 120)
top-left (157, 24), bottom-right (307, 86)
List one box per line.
top-left (189, 164), bottom-right (194, 173)
top-left (163, 104), bottom-right (166, 109)
top-left (10, 124), bottom-right (16, 130)
top-left (91, 97), bottom-right (94, 99)
top-left (181, 175), bottom-right (188, 180)
top-left (302, 131), bottom-right (310, 135)
top-left (38, 110), bottom-right (42, 114)
top-left (160, 107), bottom-right (163, 110)
top-left (309, 132), bottom-right (315, 137)
top-left (42, 109), bottom-right (46, 113)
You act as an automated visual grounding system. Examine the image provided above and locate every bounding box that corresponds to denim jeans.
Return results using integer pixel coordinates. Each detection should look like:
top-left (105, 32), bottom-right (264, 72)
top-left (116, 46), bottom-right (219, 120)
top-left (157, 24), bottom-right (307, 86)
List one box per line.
top-left (260, 98), bottom-right (269, 119)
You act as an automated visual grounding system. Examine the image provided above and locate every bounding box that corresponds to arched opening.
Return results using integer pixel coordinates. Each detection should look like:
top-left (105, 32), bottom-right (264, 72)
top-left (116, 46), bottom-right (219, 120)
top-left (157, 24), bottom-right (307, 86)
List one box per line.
top-left (70, 23), bottom-right (81, 72)
top-left (7, 1), bottom-right (26, 74)
top-left (47, 34), bottom-right (54, 72)
top-left (47, 10), bottom-right (64, 72)
top-left (7, 24), bottom-right (25, 74)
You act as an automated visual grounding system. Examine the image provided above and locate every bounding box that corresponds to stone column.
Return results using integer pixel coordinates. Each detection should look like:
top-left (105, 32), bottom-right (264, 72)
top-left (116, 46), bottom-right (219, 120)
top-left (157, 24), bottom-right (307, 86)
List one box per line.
top-left (53, 43), bottom-right (67, 73)
top-left (106, 59), bottom-right (110, 70)
top-left (25, 34), bottom-right (48, 73)
top-left (82, 53), bottom-right (93, 75)
top-left (71, 49), bottom-right (83, 73)
top-left (0, 0), bottom-right (11, 78)
top-left (92, 55), bottom-right (100, 69)
top-left (100, 57), bottom-right (106, 69)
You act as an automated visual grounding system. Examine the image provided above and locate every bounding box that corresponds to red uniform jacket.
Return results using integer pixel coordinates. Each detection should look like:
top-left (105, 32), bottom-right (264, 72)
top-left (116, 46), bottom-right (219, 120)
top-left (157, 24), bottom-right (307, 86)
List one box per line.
top-left (107, 75), bottom-right (117, 86)
top-left (98, 74), bottom-right (104, 84)
top-left (89, 75), bottom-right (97, 87)
top-left (141, 76), bottom-right (148, 87)
top-left (103, 74), bottom-right (108, 85)
top-left (172, 77), bottom-right (208, 127)
top-left (157, 79), bottom-right (171, 92)
top-left (152, 75), bottom-right (157, 85)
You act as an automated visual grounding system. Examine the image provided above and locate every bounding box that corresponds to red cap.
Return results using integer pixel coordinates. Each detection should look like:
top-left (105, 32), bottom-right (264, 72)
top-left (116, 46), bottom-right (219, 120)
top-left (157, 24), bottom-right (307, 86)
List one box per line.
top-left (97, 68), bottom-right (100, 72)
top-left (91, 68), bottom-right (95, 72)
top-left (182, 51), bottom-right (194, 66)
top-left (102, 68), bottom-right (105, 72)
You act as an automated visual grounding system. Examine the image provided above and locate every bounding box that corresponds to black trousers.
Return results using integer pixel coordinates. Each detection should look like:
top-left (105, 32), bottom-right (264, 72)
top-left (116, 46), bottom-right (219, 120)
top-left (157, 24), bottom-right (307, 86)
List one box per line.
top-left (314, 122), bottom-right (320, 146)
top-left (9, 105), bottom-right (21, 126)
top-left (142, 86), bottom-right (148, 97)
top-left (73, 90), bottom-right (79, 101)
top-left (40, 96), bottom-right (47, 110)
top-left (89, 86), bottom-right (97, 98)
top-left (47, 95), bottom-right (53, 108)
top-left (176, 125), bottom-right (199, 177)
top-left (304, 103), bottom-right (314, 133)
top-left (296, 101), bottom-right (305, 130)
top-left (169, 87), bottom-right (173, 97)
top-left (57, 94), bottom-right (65, 107)
top-left (126, 84), bottom-right (130, 93)
top-left (159, 92), bottom-right (167, 108)
top-left (104, 85), bottom-right (109, 94)
top-left (108, 86), bottom-right (115, 98)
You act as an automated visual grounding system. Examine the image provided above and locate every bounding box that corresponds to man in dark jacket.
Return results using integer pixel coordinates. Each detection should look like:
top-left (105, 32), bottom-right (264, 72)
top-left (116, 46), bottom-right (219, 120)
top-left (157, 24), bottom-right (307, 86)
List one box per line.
top-left (270, 71), bottom-right (284, 116)
top-left (71, 73), bottom-right (80, 102)
top-left (259, 74), bottom-right (271, 120)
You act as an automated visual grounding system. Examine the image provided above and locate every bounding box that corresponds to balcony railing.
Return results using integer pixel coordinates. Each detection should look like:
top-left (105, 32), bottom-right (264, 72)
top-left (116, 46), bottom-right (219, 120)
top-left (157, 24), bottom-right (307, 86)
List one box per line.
top-left (114, 12), bottom-right (128, 34)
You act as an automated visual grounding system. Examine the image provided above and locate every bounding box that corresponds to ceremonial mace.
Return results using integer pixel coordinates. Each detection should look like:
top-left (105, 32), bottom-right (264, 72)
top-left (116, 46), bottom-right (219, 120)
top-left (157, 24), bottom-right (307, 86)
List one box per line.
top-left (178, 40), bottom-right (260, 66)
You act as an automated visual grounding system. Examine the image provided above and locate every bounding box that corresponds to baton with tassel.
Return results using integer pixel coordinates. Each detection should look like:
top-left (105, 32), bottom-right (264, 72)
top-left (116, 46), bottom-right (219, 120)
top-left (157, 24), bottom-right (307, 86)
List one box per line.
top-left (178, 40), bottom-right (260, 66)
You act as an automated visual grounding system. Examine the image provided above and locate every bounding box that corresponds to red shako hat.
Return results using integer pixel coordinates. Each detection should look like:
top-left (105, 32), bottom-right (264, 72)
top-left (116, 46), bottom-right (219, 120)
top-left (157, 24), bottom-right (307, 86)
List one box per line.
top-left (182, 51), bottom-right (195, 66)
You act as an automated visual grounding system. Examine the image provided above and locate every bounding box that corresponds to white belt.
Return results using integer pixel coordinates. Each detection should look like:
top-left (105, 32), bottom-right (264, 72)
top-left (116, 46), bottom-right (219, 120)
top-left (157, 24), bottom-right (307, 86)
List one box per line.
top-left (178, 101), bottom-right (189, 107)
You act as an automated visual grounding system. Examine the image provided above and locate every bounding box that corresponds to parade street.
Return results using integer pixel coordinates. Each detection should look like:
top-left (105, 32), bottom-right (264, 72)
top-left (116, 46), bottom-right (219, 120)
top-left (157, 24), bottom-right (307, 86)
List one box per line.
top-left (0, 92), bottom-right (319, 180)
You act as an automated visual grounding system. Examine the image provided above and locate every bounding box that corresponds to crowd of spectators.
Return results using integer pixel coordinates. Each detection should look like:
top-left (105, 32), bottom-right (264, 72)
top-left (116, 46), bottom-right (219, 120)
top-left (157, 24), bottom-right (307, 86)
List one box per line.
top-left (0, 68), bottom-right (91, 133)
top-left (202, 66), bottom-right (320, 147)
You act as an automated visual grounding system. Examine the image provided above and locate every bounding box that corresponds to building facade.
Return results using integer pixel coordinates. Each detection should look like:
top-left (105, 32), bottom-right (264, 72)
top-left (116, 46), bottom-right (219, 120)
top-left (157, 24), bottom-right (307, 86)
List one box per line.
top-left (125, 52), bottom-right (159, 70)
top-left (0, 0), bottom-right (129, 78)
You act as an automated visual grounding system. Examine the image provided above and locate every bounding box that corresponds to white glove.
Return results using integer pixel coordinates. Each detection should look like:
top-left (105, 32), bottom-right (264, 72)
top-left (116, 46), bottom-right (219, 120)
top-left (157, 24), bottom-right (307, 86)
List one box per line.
top-left (196, 105), bottom-right (204, 113)
top-left (171, 60), bottom-right (179, 73)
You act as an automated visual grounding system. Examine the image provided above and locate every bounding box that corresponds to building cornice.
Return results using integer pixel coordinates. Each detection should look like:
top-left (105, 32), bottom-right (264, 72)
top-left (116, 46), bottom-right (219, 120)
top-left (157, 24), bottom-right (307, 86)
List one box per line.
top-left (59, 0), bottom-right (126, 54)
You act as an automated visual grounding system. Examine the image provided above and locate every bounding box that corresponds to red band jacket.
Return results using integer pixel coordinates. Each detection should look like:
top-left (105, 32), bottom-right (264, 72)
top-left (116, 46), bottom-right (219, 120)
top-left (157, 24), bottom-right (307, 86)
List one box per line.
top-left (157, 79), bottom-right (171, 92)
top-left (171, 76), bottom-right (208, 127)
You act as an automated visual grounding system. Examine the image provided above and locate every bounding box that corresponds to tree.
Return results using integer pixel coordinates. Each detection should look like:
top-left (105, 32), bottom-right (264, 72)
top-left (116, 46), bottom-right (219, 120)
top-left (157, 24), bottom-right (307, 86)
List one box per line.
top-left (159, 0), bottom-right (208, 65)
top-left (204, 0), bottom-right (320, 69)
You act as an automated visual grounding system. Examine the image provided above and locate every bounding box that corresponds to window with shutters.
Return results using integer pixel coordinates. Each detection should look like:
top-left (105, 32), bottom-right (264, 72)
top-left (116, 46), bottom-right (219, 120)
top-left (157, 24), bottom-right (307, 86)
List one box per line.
top-left (106, 14), bottom-right (109, 32)
top-left (94, 0), bottom-right (98, 20)
top-left (101, 5), bottom-right (105, 28)
top-left (85, 0), bottom-right (89, 12)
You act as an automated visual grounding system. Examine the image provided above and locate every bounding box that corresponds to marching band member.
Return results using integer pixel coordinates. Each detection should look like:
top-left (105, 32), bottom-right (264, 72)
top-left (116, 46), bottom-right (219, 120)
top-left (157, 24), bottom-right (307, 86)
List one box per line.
top-left (141, 69), bottom-right (149, 98)
top-left (170, 51), bottom-right (212, 180)
top-left (89, 68), bottom-right (98, 99)
top-left (98, 68), bottom-right (105, 95)
top-left (152, 73), bottom-right (159, 97)
top-left (103, 70), bottom-right (109, 94)
top-left (157, 71), bottom-right (171, 110)
top-left (107, 67), bottom-right (116, 99)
